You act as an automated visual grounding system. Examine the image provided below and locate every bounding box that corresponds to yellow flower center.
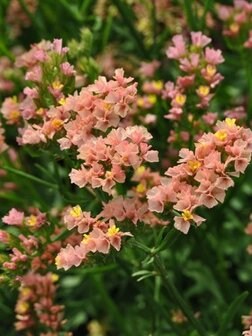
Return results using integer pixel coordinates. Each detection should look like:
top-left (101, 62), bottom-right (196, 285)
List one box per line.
top-left (197, 85), bottom-right (210, 97)
top-left (70, 205), bottom-right (82, 218)
top-left (9, 110), bottom-right (20, 120)
top-left (36, 108), bottom-right (44, 116)
top-left (16, 302), bottom-right (30, 314)
top-left (225, 118), bottom-right (236, 127)
top-left (188, 160), bottom-right (201, 172)
top-left (215, 130), bottom-right (227, 141)
top-left (148, 94), bottom-right (157, 104)
top-left (58, 98), bottom-right (66, 106)
top-left (136, 165), bottom-right (146, 175)
top-left (52, 80), bottom-right (63, 90)
top-left (230, 22), bottom-right (239, 33)
top-left (206, 64), bottom-right (217, 77)
top-left (137, 97), bottom-right (144, 107)
top-left (82, 234), bottom-right (90, 243)
top-left (55, 255), bottom-right (61, 267)
top-left (21, 287), bottom-right (32, 296)
top-left (51, 118), bottom-right (64, 129)
top-left (107, 225), bottom-right (120, 236)
top-left (182, 210), bottom-right (193, 222)
top-left (153, 80), bottom-right (163, 90)
top-left (175, 94), bottom-right (186, 106)
top-left (51, 273), bottom-right (59, 282)
top-left (26, 215), bottom-right (37, 226)
top-left (136, 183), bottom-right (146, 193)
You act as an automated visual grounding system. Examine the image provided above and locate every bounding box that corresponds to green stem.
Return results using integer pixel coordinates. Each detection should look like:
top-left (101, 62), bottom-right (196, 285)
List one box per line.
top-left (2, 166), bottom-right (58, 190)
top-left (92, 273), bottom-right (131, 336)
top-left (154, 255), bottom-right (206, 336)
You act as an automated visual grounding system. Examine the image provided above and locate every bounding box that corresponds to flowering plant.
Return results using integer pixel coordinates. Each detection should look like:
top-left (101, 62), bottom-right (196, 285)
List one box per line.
top-left (1, 1), bottom-right (252, 335)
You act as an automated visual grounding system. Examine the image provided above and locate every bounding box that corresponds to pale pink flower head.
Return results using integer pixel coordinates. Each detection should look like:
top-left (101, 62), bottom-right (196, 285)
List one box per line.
top-left (2, 208), bottom-right (24, 226)
top-left (139, 60), bottom-right (160, 77)
top-left (191, 32), bottom-right (211, 48)
top-left (166, 35), bottom-right (186, 60)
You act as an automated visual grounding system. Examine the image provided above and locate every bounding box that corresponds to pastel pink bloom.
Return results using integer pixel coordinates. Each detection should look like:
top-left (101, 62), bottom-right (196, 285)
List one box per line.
top-left (179, 53), bottom-right (200, 72)
top-left (64, 206), bottom-right (96, 233)
top-left (53, 38), bottom-right (68, 54)
top-left (56, 244), bottom-right (82, 270)
top-left (166, 35), bottom-right (186, 59)
top-left (202, 112), bottom-right (218, 125)
top-left (1, 97), bottom-right (21, 124)
top-left (60, 61), bottom-right (76, 76)
top-left (243, 327), bottom-right (252, 336)
top-left (191, 32), bottom-right (211, 48)
top-left (139, 60), bottom-right (160, 77)
top-left (174, 213), bottom-right (205, 234)
top-left (205, 48), bottom-right (224, 65)
top-left (0, 230), bottom-right (10, 243)
top-left (2, 208), bottom-right (24, 225)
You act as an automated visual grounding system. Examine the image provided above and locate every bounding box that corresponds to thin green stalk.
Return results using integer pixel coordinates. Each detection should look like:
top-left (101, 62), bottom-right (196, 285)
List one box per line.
top-left (154, 255), bottom-right (207, 336)
top-left (3, 166), bottom-right (58, 190)
top-left (111, 0), bottom-right (148, 58)
top-left (183, 0), bottom-right (197, 31)
top-left (92, 274), bottom-right (131, 336)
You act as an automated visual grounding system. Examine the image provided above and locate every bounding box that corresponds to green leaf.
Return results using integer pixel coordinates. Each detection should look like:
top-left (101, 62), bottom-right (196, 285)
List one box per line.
top-left (216, 291), bottom-right (249, 336)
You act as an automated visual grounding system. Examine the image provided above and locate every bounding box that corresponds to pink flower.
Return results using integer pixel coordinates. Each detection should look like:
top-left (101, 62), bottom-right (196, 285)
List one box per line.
top-left (166, 35), bottom-right (186, 59)
top-left (2, 208), bottom-right (24, 226)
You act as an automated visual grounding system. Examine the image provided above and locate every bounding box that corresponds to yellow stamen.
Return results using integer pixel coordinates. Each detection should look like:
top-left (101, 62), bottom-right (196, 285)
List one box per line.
top-left (52, 80), bottom-right (63, 90)
top-left (175, 94), bottom-right (186, 106)
top-left (153, 80), bottom-right (163, 90)
top-left (197, 85), bottom-right (210, 97)
top-left (230, 22), bottom-right (239, 34)
top-left (182, 210), bottom-right (193, 222)
top-left (51, 273), bottom-right (59, 282)
top-left (136, 166), bottom-right (146, 175)
top-left (16, 302), bottom-right (30, 314)
top-left (225, 118), bottom-right (236, 127)
top-left (136, 183), bottom-right (146, 193)
top-left (107, 225), bottom-right (120, 236)
top-left (148, 94), bottom-right (157, 104)
top-left (58, 98), bottom-right (66, 106)
top-left (51, 118), bottom-right (64, 129)
top-left (137, 97), bottom-right (144, 107)
top-left (82, 234), bottom-right (90, 243)
top-left (70, 205), bottom-right (82, 218)
top-left (26, 215), bottom-right (37, 227)
top-left (36, 108), bottom-right (44, 116)
top-left (21, 287), bottom-right (32, 296)
top-left (9, 110), bottom-right (20, 120)
top-left (206, 64), bottom-right (217, 77)
top-left (215, 130), bottom-right (227, 141)
top-left (188, 160), bottom-right (201, 172)
top-left (55, 255), bottom-right (61, 267)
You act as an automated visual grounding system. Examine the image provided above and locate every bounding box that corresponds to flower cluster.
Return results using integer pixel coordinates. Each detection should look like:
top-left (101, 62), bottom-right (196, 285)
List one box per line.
top-left (163, 32), bottom-right (224, 120)
top-left (217, 0), bottom-right (252, 47)
top-left (1, 39), bottom-right (76, 144)
top-left (0, 208), bottom-right (80, 277)
top-left (69, 125), bottom-right (158, 194)
top-left (56, 205), bottom-right (132, 270)
top-left (6, 0), bottom-right (38, 37)
top-left (58, 68), bottom-right (137, 149)
top-left (147, 118), bottom-right (252, 234)
top-left (15, 272), bottom-right (69, 335)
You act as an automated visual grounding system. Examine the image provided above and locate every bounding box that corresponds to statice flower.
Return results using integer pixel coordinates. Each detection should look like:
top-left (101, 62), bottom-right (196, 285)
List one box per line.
top-left (0, 39), bottom-right (76, 145)
top-left (69, 126), bottom-right (158, 194)
top-left (147, 118), bottom-right (252, 234)
top-left (56, 205), bottom-right (132, 270)
top-left (15, 272), bottom-right (69, 335)
top-left (164, 32), bottom-right (224, 120)
top-left (58, 68), bottom-right (137, 149)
